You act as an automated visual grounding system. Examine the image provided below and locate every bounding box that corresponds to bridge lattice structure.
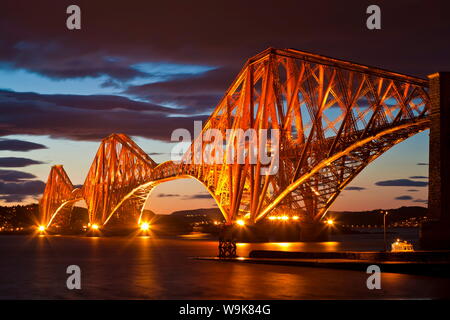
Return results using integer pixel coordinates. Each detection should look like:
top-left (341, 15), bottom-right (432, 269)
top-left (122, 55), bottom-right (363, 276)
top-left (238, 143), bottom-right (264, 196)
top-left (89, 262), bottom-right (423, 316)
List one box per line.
top-left (39, 48), bottom-right (430, 229)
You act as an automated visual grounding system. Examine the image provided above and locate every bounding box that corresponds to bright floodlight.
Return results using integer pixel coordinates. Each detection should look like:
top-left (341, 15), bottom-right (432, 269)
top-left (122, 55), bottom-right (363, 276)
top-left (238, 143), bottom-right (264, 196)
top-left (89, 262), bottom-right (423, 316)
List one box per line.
top-left (91, 224), bottom-right (99, 230)
top-left (236, 219), bottom-right (245, 226)
top-left (292, 216), bottom-right (299, 220)
top-left (38, 225), bottom-right (45, 232)
top-left (326, 219), bottom-right (334, 225)
top-left (140, 222), bottom-right (150, 231)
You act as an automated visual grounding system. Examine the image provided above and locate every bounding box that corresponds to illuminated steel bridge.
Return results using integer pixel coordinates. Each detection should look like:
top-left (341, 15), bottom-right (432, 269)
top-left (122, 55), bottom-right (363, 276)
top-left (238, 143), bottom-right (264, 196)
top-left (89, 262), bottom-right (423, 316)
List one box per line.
top-left (39, 48), bottom-right (430, 230)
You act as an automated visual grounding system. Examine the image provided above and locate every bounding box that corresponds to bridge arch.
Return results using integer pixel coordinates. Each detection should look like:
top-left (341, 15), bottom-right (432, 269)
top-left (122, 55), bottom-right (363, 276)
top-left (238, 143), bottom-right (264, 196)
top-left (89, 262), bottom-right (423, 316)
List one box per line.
top-left (102, 172), bottom-right (227, 228)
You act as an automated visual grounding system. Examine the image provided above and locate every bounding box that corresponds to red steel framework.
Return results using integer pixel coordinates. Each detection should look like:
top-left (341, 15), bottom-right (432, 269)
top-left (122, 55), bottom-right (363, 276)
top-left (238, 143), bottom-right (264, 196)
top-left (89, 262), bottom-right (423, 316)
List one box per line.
top-left (39, 48), bottom-right (430, 229)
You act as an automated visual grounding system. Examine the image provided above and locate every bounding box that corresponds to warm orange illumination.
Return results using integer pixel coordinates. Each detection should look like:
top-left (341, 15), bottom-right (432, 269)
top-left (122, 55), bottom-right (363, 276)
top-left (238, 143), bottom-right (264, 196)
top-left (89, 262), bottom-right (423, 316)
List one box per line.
top-left (140, 222), bottom-right (150, 231)
top-left (292, 216), bottom-right (299, 220)
top-left (326, 219), bottom-right (334, 225)
top-left (281, 215), bottom-right (289, 221)
top-left (277, 242), bottom-right (291, 247)
top-left (38, 225), bottom-right (45, 232)
top-left (236, 219), bottom-right (245, 226)
top-left (268, 216), bottom-right (276, 220)
top-left (91, 224), bottom-right (99, 230)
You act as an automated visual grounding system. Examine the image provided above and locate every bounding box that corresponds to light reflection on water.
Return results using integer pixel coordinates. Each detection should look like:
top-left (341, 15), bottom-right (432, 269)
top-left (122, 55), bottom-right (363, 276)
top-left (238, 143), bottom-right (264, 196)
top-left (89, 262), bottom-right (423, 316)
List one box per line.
top-left (0, 230), bottom-right (449, 299)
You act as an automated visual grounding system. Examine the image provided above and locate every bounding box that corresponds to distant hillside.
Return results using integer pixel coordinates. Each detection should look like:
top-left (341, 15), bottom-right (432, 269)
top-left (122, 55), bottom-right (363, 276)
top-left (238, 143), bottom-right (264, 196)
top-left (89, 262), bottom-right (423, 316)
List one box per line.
top-left (170, 208), bottom-right (223, 220)
top-left (329, 206), bottom-right (428, 225)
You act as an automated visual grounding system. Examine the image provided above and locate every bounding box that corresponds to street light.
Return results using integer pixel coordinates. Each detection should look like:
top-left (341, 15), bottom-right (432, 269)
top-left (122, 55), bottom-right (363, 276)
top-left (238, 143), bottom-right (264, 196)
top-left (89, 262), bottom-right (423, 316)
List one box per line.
top-left (381, 210), bottom-right (389, 251)
top-left (140, 222), bottom-right (150, 231)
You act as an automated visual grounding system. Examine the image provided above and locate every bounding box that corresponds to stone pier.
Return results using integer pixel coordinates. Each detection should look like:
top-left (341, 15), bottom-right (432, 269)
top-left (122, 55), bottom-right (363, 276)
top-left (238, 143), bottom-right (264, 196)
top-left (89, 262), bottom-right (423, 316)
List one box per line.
top-left (420, 72), bottom-right (450, 249)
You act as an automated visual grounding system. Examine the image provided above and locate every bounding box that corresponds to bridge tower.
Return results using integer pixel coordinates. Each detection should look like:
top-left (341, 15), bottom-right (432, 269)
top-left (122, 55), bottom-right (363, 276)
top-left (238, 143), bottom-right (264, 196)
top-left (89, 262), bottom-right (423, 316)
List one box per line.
top-left (420, 72), bottom-right (450, 249)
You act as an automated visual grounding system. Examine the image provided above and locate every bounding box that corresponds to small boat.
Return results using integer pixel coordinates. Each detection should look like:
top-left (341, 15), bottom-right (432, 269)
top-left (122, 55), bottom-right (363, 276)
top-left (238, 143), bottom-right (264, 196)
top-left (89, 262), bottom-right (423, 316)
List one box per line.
top-left (391, 239), bottom-right (414, 252)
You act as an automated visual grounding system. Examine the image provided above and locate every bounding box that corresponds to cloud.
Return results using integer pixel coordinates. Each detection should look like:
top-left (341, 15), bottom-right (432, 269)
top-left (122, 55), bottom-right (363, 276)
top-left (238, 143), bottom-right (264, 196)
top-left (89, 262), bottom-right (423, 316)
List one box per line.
top-left (0, 157), bottom-right (44, 167)
top-left (345, 186), bottom-right (366, 191)
top-left (0, 138), bottom-right (47, 151)
top-left (2, 0), bottom-right (449, 81)
top-left (185, 193), bottom-right (212, 200)
top-left (417, 163), bottom-right (429, 166)
top-left (0, 89), bottom-right (208, 141)
top-left (375, 179), bottom-right (428, 187)
top-left (395, 195), bottom-right (413, 200)
top-left (0, 169), bottom-right (37, 182)
top-left (409, 176), bottom-right (428, 179)
top-left (413, 199), bottom-right (428, 203)
top-left (407, 189), bottom-right (419, 192)
top-left (0, 180), bottom-right (45, 202)
top-left (157, 193), bottom-right (181, 198)
top-left (147, 152), bottom-right (170, 156)
top-left (125, 67), bottom-right (236, 113)
top-left (0, 169), bottom-right (45, 202)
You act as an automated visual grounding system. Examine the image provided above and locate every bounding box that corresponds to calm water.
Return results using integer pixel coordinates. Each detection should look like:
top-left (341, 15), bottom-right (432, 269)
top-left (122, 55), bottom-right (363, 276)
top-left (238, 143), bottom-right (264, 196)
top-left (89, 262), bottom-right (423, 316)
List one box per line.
top-left (0, 229), bottom-right (449, 299)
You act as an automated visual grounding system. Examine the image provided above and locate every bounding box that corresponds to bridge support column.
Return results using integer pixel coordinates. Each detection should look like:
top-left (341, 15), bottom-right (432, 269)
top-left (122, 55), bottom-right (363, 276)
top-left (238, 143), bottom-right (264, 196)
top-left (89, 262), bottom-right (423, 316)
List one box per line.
top-left (420, 72), bottom-right (450, 250)
top-left (218, 225), bottom-right (237, 258)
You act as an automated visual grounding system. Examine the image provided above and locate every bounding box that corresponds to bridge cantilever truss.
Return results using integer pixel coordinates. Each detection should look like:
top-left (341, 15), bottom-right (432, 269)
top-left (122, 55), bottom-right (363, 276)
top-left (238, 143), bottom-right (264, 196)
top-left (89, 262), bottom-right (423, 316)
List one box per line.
top-left (39, 48), bottom-right (430, 229)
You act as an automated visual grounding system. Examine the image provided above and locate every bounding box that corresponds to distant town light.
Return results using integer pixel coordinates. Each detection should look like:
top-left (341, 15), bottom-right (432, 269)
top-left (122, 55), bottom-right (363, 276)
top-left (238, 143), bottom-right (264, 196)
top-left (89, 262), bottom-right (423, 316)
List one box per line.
top-left (38, 225), bottom-right (45, 232)
top-left (140, 222), bottom-right (150, 231)
top-left (91, 224), bottom-right (99, 230)
top-left (292, 216), bottom-right (299, 220)
top-left (236, 219), bottom-right (245, 226)
top-left (281, 216), bottom-right (289, 221)
top-left (268, 216), bottom-right (276, 220)
top-left (326, 219), bottom-right (334, 225)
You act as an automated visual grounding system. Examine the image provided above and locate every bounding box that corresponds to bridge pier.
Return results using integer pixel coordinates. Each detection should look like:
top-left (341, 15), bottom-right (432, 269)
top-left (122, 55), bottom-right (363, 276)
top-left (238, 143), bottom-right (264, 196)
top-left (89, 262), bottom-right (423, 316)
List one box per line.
top-left (218, 225), bottom-right (237, 258)
top-left (420, 72), bottom-right (450, 249)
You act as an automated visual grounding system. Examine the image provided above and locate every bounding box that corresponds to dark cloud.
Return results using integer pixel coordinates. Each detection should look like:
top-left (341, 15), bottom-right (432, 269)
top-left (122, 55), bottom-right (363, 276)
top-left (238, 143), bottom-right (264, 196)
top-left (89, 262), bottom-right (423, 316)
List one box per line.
top-left (185, 193), bottom-right (212, 200)
top-left (147, 152), bottom-right (170, 156)
top-left (0, 169), bottom-right (44, 202)
top-left (375, 179), bottom-right (428, 187)
top-left (0, 89), bottom-right (175, 113)
top-left (157, 193), bottom-right (181, 198)
top-left (0, 169), bottom-right (36, 182)
top-left (395, 195), bottom-right (413, 200)
top-left (125, 68), bottom-right (236, 113)
top-left (1, 0), bottom-right (449, 80)
top-left (413, 199), bottom-right (428, 203)
top-left (417, 163), bottom-right (429, 166)
top-left (0, 180), bottom-right (45, 202)
top-left (0, 89), bottom-right (208, 141)
top-left (409, 176), bottom-right (428, 179)
top-left (345, 186), bottom-right (366, 191)
top-left (407, 189), bottom-right (419, 192)
top-left (0, 138), bottom-right (47, 151)
top-left (0, 157), bottom-right (44, 167)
